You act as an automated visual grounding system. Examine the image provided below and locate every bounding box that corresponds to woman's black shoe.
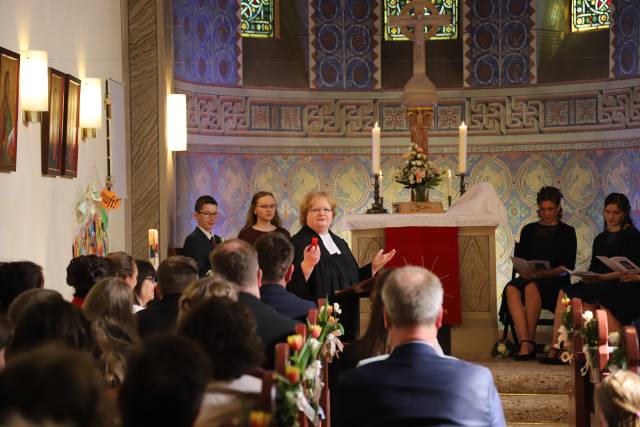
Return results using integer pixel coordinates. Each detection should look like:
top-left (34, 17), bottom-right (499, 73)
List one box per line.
top-left (513, 340), bottom-right (537, 361)
top-left (539, 347), bottom-right (568, 365)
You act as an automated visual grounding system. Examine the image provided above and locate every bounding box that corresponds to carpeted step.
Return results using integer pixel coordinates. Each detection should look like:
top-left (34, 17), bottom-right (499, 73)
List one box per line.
top-left (501, 393), bottom-right (568, 424)
top-left (479, 359), bottom-right (571, 394)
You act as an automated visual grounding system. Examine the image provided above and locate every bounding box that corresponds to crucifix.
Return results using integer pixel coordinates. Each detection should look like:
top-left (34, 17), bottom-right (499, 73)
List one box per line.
top-left (389, 0), bottom-right (449, 153)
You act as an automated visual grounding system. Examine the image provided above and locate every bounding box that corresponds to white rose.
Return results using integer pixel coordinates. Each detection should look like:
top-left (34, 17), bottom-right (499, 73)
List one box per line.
top-left (609, 332), bottom-right (620, 346)
top-left (333, 303), bottom-right (342, 315)
top-left (582, 310), bottom-right (593, 323)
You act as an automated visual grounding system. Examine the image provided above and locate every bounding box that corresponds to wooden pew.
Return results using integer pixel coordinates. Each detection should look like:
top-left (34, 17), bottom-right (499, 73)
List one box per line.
top-left (569, 297), bottom-right (590, 427)
top-left (624, 326), bottom-right (639, 372)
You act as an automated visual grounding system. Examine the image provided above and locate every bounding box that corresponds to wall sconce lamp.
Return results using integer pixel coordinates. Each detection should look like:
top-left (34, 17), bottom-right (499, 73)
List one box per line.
top-left (79, 78), bottom-right (102, 140)
top-left (19, 50), bottom-right (48, 124)
top-left (167, 93), bottom-right (187, 151)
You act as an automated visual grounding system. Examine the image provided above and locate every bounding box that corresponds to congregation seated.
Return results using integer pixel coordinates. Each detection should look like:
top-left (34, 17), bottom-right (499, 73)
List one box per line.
top-left (210, 239), bottom-right (298, 368)
top-left (132, 260), bottom-right (156, 313)
top-left (0, 261), bottom-right (44, 313)
top-left (0, 316), bottom-right (8, 370)
top-left (254, 232), bottom-right (315, 322)
top-left (178, 297), bottom-right (264, 427)
top-left (6, 287), bottom-right (62, 327)
top-left (66, 255), bottom-right (116, 308)
top-left (0, 344), bottom-right (107, 427)
top-left (596, 367), bottom-right (640, 426)
top-left (137, 255), bottom-right (198, 337)
top-left (6, 298), bottom-right (94, 360)
top-left (335, 266), bottom-right (505, 427)
top-left (177, 275), bottom-right (238, 324)
top-left (106, 251), bottom-right (138, 290)
top-left (119, 333), bottom-right (211, 427)
top-left (84, 277), bottom-right (139, 388)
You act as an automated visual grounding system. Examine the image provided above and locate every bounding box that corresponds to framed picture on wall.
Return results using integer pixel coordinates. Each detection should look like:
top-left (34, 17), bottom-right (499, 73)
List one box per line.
top-left (41, 67), bottom-right (66, 175)
top-left (0, 47), bottom-right (20, 172)
top-left (61, 74), bottom-right (80, 178)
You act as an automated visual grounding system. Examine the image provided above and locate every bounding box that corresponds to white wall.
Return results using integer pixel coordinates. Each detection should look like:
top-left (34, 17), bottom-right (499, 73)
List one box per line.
top-left (0, 0), bottom-right (126, 298)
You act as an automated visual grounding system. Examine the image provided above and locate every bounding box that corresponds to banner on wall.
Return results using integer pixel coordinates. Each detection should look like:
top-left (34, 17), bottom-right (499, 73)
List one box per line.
top-left (73, 182), bottom-right (109, 256)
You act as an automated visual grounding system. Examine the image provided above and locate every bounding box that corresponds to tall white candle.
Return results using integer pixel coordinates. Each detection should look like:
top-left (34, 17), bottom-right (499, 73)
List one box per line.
top-left (447, 169), bottom-right (452, 197)
top-left (372, 122), bottom-right (381, 174)
top-left (458, 122), bottom-right (467, 173)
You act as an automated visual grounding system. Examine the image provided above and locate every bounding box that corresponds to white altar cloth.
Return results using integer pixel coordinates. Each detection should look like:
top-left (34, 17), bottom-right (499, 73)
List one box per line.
top-left (334, 182), bottom-right (508, 233)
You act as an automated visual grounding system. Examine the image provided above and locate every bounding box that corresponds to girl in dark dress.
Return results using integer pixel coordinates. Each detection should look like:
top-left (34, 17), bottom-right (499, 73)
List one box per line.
top-left (287, 191), bottom-right (395, 340)
top-left (237, 191), bottom-right (290, 246)
top-left (505, 186), bottom-right (577, 360)
top-left (543, 193), bottom-right (640, 363)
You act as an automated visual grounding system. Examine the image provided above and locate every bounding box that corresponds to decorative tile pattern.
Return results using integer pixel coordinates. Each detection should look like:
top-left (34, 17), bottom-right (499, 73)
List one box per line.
top-left (611, 0), bottom-right (640, 78)
top-left (463, 0), bottom-right (536, 87)
top-left (173, 0), bottom-right (242, 85)
top-left (309, 0), bottom-right (381, 89)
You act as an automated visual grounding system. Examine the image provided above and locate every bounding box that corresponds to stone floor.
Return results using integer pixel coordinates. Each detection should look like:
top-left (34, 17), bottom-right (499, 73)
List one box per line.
top-left (477, 358), bottom-right (572, 426)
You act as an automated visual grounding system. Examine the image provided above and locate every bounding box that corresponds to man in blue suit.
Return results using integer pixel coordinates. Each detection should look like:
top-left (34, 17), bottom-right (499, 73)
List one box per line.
top-left (335, 266), bottom-right (505, 427)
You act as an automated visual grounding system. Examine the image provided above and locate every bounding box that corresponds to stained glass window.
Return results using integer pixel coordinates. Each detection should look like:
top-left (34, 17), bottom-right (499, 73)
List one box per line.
top-left (571, 0), bottom-right (610, 32)
top-left (241, 0), bottom-right (274, 38)
top-left (384, 0), bottom-right (458, 41)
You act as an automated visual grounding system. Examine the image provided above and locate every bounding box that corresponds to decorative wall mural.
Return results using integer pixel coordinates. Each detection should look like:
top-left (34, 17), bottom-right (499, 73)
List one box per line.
top-left (309, 0), bottom-right (381, 89)
top-left (173, 0), bottom-right (241, 85)
top-left (464, 0), bottom-right (536, 87)
top-left (611, 0), bottom-right (640, 78)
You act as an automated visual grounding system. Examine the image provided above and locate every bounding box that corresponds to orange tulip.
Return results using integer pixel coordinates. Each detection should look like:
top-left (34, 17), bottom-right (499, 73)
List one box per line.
top-left (286, 366), bottom-right (300, 384)
top-left (309, 324), bottom-right (322, 338)
top-left (249, 411), bottom-right (271, 427)
top-left (561, 297), bottom-right (570, 309)
top-left (287, 334), bottom-right (303, 351)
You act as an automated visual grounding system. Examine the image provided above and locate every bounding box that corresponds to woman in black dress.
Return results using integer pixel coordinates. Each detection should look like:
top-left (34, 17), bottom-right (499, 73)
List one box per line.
top-left (543, 193), bottom-right (640, 363)
top-left (237, 191), bottom-right (290, 245)
top-left (505, 186), bottom-right (577, 360)
top-left (287, 191), bottom-right (395, 340)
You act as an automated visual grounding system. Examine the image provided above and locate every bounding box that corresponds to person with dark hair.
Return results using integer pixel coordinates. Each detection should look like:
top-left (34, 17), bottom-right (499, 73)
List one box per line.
top-left (137, 256), bottom-right (198, 337)
top-left (66, 255), bottom-right (116, 308)
top-left (133, 260), bottom-right (156, 313)
top-left (255, 232), bottom-right (314, 321)
top-left (106, 251), bottom-right (138, 289)
top-left (179, 298), bottom-right (264, 425)
top-left (0, 261), bottom-right (44, 313)
top-left (210, 239), bottom-right (297, 368)
top-left (502, 186), bottom-right (577, 360)
top-left (119, 334), bottom-right (211, 427)
top-left (0, 344), bottom-right (107, 427)
top-left (0, 315), bottom-right (9, 370)
top-left (543, 192), bottom-right (640, 364)
top-left (238, 191), bottom-right (291, 245)
top-left (84, 277), bottom-right (139, 387)
top-left (335, 267), bottom-right (505, 427)
top-left (7, 288), bottom-right (62, 327)
top-left (6, 298), bottom-right (95, 360)
top-left (183, 195), bottom-right (223, 277)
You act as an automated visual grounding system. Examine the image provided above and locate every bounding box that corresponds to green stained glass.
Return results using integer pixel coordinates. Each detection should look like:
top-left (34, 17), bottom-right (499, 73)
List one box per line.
top-left (572, 0), bottom-right (610, 32)
top-left (241, 0), bottom-right (274, 38)
top-left (384, 0), bottom-right (458, 41)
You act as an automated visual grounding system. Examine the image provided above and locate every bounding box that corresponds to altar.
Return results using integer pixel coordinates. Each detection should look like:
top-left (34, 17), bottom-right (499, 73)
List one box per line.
top-left (334, 185), bottom-right (507, 358)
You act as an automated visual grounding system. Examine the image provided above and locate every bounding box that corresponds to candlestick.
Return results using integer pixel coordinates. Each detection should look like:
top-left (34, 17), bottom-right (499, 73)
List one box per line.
top-left (457, 172), bottom-right (467, 196)
top-left (366, 173), bottom-right (388, 214)
top-left (371, 122), bottom-right (381, 174)
top-left (458, 122), bottom-right (467, 174)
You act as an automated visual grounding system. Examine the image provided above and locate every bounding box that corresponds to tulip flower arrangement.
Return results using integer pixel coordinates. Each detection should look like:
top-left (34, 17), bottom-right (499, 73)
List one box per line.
top-left (274, 301), bottom-right (344, 427)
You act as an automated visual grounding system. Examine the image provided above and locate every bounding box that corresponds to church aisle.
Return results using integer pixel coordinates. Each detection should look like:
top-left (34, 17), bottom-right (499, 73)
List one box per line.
top-left (478, 359), bottom-right (571, 426)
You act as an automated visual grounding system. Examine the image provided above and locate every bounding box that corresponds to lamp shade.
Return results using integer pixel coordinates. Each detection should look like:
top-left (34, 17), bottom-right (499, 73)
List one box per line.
top-left (167, 94), bottom-right (187, 151)
top-left (19, 50), bottom-right (48, 112)
top-left (79, 78), bottom-right (102, 129)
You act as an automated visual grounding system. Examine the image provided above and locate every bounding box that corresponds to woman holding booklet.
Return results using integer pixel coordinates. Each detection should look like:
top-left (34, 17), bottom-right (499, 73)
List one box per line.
top-left (505, 186), bottom-right (577, 361)
top-left (542, 193), bottom-right (640, 364)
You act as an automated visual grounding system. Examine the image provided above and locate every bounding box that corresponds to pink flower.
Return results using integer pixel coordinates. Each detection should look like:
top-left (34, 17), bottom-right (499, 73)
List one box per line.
top-left (416, 147), bottom-right (424, 153)
top-left (415, 169), bottom-right (426, 183)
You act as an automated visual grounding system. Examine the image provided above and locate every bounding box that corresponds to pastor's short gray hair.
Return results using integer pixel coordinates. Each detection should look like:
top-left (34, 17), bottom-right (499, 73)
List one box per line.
top-left (381, 266), bottom-right (443, 327)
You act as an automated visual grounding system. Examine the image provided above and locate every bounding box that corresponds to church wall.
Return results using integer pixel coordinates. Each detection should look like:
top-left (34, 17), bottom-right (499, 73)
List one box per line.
top-left (0, 0), bottom-right (125, 298)
top-left (174, 78), bottom-right (640, 301)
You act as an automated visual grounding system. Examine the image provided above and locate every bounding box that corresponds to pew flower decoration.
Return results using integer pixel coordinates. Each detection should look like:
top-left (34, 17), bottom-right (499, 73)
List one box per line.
top-left (491, 339), bottom-right (515, 359)
top-left (555, 296), bottom-right (573, 353)
top-left (395, 143), bottom-right (443, 202)
top-left (249, 411), bottom-right (272, 427)
top-left (275, 301), bottom-right (344, 427)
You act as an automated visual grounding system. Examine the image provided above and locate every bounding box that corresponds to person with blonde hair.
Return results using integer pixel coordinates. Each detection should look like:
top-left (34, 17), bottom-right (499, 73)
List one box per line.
top-left (288, 191), bottom-right (395, 339)
top-left (238, 191), bottom-right (290, 245)
top-left (177, 275), bottom-right (238, 324)
top-left (84, 277), bottom-right (139, 388)
top-left (596, 370), bottom-right (640, 427)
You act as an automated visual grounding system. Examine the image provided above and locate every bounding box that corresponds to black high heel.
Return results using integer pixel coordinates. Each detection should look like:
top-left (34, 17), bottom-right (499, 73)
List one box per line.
top-left (513, 340), bottom-right (537, 361)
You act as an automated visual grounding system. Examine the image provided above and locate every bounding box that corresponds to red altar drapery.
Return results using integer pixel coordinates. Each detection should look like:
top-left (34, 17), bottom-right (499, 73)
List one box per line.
top-left (384, 226), bottom-right (461, 325)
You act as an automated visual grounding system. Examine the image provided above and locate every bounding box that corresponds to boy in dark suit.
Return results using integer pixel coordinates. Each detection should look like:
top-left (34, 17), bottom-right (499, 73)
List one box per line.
top-left (336, 266), bottom-right (505, 427)
top-left (255, 232), bottom-right (315, 322)
top-left (183, 195), bottom-right (222, 277)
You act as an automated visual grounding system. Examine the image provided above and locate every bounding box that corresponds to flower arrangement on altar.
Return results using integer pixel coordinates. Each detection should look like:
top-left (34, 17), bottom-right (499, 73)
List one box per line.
top-left (270, 301), bottom-right (344, 427)
top-left (394, 143), bottom-right (443, 202)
